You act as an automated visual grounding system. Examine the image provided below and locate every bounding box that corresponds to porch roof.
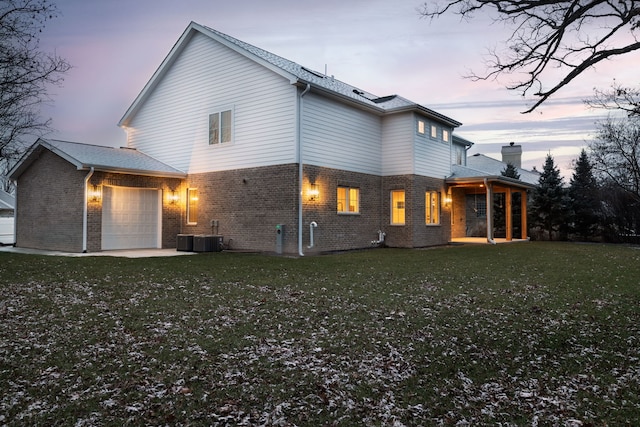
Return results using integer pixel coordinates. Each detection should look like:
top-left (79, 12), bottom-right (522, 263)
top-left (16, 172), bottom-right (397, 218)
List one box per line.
top-left (446, 165), bottom-right (536, 190)
top-left (9, 139), bottom-right (187, 180)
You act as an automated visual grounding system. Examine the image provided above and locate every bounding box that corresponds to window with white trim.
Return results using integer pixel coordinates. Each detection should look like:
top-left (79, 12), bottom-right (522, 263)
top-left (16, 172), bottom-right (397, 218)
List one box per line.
top-left (417, 119), bottom-right (426, 135)
top-left (209, 109), bottom-right (232, 144)
top-left (426, 191), bottom-right (440, 225)
top-left (431, 125), bottom-right (437, 139)
top-left (391, 190), bottom-right (405, 225)
top-left (187, 188), bottom-right (198, 224)
top-left (337, 187), bottom-right (360, 214)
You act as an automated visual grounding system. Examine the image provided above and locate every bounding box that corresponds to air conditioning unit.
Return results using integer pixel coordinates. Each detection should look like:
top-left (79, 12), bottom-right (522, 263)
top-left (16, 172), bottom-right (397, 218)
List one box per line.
top-left (176, 234), bottom-right (194, 252)
top-left (193, 234), bottom-right (223, 252)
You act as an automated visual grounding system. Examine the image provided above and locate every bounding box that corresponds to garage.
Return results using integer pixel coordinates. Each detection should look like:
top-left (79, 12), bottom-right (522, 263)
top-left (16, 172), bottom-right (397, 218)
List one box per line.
top-left (102, 186), bottom-right (161, 250)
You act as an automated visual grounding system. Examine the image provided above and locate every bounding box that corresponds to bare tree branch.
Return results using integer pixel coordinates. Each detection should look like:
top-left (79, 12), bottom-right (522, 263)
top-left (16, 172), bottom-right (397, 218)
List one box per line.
top-left (0, 0), bottom-right (71, 171)
top-left (420, 1), bottom-right (640, 113)
top-left (586, 82), bottom-right (640, 116)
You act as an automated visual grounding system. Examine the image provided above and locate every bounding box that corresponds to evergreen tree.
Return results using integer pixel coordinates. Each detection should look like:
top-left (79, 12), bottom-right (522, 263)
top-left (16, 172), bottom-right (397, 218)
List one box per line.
top-left (568, 149), bottom-right (602, 240)
top-left (501, 163), bottom-right (521, 180)
top-left (530, 154), bottom-right (567, 240)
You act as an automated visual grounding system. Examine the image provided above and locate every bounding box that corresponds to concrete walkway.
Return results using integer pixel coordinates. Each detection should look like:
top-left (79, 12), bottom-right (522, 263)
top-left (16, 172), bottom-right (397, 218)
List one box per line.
top-left (0, 246), bottom-right (197, 258)
top-left (449, 237), bottom-right (530, 244)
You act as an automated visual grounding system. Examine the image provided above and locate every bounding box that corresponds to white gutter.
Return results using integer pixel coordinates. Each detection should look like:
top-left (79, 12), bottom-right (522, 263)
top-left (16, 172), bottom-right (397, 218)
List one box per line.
top-left (82, 167), bottom-right (94, 253)
top-left (298, 83), bottom-right (311, 256)
top-left (484, 178), bottom-right (496, 245)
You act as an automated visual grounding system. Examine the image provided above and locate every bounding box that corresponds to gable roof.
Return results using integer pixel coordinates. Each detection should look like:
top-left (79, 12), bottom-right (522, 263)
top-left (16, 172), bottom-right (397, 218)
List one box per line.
top-left (447, 153), bottom-right (539, 188)
top-left (0, 189), bottom-right (15, 211)
top-left (9, 139), bottom-right (187, 180)
top-left (119, 22), bottom-right (461, 128)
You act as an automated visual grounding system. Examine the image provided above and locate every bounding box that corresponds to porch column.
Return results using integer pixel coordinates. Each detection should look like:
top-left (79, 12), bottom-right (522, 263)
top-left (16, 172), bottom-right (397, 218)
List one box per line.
top-left (505, 188), bottom-right (512, 241)
top-left (521, 190), bottom-right (528, 239)
top-left (485, 181), bottom-right (493, 242)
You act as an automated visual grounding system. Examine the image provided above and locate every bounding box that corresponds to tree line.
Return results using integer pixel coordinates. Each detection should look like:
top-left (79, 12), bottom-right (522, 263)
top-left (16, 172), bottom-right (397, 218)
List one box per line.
top-left (526, 90), bottom-right (640, 243)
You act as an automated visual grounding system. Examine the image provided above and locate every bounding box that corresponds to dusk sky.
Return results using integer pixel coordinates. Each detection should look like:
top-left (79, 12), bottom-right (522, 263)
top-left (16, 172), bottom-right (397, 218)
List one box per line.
top-left (39, 0), bottom-right (640, 177)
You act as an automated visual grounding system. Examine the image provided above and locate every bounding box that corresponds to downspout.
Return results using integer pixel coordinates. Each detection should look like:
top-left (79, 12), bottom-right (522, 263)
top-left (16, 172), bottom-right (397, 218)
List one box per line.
top-left (484, 178), bottom-right (496, 245)
top-left (10, 180), bottom-right (17, 246)
top-left (83, 167), bottom-right (94, 253)
top-left (298, 83), bottom-right (311, 256)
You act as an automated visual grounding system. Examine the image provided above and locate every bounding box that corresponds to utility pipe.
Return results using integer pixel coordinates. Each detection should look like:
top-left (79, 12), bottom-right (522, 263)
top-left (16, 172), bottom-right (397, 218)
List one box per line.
top-left (371, 230), bottom-right (386, 246)
top-left (308, 221), bottom-right (318, 248)
top-left (82, 167), bottom-right (95, 253)
top-left (297, 83), bottom-right (311, 256)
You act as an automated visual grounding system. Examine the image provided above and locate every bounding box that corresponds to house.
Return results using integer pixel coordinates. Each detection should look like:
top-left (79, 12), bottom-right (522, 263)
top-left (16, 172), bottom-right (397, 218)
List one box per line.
top-left (0, 189), bottom-right (15, 245)
top-left (8, 22), bottom-right (536, 254)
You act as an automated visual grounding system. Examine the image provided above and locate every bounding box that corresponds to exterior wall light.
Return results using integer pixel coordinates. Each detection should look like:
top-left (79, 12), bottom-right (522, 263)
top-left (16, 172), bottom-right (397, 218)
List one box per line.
top-left (88, 185), bottom-right (102, 202)
top-left (308, 183), bottom-right (319, 201)
top-left (168, 190), bottom-right (179, 204)
top-left (443, 192), bottom-right (452, 206)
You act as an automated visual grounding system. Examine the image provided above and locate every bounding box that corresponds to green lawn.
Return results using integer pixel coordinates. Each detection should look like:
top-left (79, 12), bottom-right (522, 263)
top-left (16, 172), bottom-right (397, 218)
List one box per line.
top-left (1, 242), bottom-right (639, 426)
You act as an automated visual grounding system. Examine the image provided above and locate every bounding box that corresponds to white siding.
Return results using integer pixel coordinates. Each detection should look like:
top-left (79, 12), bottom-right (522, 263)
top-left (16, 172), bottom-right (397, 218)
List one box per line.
top-left (381, 113), bottom-right (414, 176)
top-left (414, 116), bottom-right (453, 178)
top-left (302, 93), bottom-right (382, 175)
top-left (127, 32), bottom-right (297, 173)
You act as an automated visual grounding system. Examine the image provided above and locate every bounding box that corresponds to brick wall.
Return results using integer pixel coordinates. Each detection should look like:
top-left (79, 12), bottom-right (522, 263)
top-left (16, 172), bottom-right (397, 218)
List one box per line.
top-left (15, 152), bottom-right (454, 254)
top-left (302, 165), bottom-right (383, 253)
top-left (15, 150), bottom-right (85, 252)
top-left (183, 164), bottom-right (299, 253)
top-left (182, 164), bottom-right (390, 254)
top-left (381, 174), bottom-right (450, 248)
top-left (410, 175), bottom-right (451, 247)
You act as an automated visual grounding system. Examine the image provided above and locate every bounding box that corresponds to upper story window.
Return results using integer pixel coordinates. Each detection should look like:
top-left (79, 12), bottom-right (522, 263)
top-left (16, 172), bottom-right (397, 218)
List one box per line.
top-left (426, 191), bottom-right (440, 225)
top-left (209, 109), bottom-right (233, 145)
top-left (455, 147), bottom-right (463, 165)
top-left (417, 119), bottom-right (426, 135)
top-left (337, 186), bottom-right (360, 214)
top-left (442, 129), bottom-right (450, 142)
top-left (431, 125), bottom-right (438, 139)
top-left (391, 190), bottom-right (405, 225)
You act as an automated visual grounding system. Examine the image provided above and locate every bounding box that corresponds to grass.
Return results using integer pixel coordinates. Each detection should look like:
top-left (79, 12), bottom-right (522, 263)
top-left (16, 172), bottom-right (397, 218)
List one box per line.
top-left (0, 242), bottom-right (639, 426)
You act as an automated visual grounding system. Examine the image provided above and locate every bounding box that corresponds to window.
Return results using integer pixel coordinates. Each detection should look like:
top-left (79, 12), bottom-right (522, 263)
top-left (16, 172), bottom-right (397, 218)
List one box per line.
top-left (391, 190), bottom-right (405, 225)
top-left (209, 109), bottom-right (232, 144)
top-left (474, 198), bottom-right (486, 218)
top-left (442, 129), bottom-right (450, 142)
top-left (456, 148), bottom-right (463, 165)
top-left (426, 191), bottom-right (440, 225)
top-left (417, 119), bottom-right (426, 135)
top-left (337, 187), bottom-right (360, 213)
top-left (187, 188), bottom-right (198, 224)
top-left (431, 125), bottom-right (437, 139)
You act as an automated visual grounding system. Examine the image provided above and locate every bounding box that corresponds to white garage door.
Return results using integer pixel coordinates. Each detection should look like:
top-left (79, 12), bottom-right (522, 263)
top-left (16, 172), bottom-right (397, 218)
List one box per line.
top-left (102, 186), bottom-right (161, 250)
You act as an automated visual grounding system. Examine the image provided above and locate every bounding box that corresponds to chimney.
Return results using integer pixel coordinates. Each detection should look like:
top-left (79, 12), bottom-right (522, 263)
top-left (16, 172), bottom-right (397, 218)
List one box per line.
top-left (501, 142), bottom-right (522, 168)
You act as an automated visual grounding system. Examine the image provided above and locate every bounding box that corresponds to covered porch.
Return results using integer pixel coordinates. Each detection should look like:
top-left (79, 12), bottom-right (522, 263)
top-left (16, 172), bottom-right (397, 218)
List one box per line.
top-left (446, 176), bottom-right (535, 245)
